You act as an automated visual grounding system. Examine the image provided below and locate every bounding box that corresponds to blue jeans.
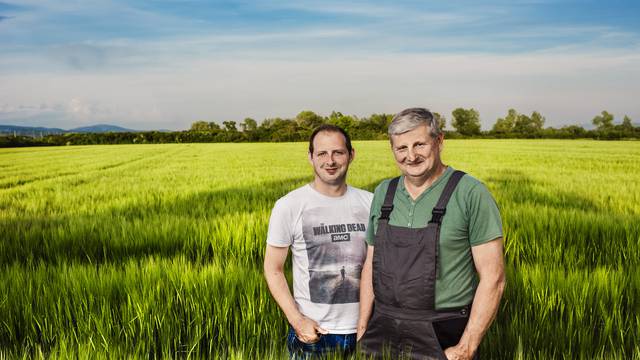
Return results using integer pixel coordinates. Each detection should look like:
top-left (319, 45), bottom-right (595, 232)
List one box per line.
top-left (286, 327), bottom-right (356, 359)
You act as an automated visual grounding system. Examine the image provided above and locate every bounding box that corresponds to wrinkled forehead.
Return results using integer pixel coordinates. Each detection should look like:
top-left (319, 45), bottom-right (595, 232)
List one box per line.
top-left (389, 124), bottom-right (435, 146)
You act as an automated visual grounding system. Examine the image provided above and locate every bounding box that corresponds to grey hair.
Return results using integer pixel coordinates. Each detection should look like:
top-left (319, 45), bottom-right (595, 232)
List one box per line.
top-left (388, 107), bottom-right (441, 138)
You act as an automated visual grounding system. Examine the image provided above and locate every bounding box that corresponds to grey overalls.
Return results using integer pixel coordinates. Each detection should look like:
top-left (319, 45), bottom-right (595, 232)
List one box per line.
top-left (360, 171), bottom-right (472, 360)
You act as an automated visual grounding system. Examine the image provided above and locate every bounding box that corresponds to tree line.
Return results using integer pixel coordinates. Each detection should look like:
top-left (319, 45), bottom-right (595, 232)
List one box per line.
top-left (2, 109), bottom-right (638, 148)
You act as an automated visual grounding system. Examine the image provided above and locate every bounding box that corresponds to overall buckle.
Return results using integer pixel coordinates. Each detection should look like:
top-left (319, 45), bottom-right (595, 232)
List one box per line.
top-left (380, 205), bottom-right (394, 220)
top-left (430, 208), bottom-right (446, 224)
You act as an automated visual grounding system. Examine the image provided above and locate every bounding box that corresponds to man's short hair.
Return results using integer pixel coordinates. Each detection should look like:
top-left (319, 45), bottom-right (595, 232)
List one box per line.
top-left (388, 107), bottom-right (441, 138)
top-left (308, 124), bottom-right (353, 156)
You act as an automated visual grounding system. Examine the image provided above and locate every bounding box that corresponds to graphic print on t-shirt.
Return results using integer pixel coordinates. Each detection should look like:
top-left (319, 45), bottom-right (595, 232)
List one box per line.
top-left (301, 206), bottom-right (368, 304)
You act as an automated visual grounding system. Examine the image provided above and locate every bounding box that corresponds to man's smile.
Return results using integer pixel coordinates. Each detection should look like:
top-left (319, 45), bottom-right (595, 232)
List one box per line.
top-left (404, 159), bottom-right (424, 166)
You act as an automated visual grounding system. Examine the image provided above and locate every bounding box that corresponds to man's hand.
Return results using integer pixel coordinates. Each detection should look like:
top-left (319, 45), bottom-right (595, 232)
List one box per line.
top-left (444, 344), bottom-right (473, 360)
top-left (356, 323), bottom-right (367, 341)
top-left (292, 315), bottom-right (328, 344)
top-left (265, 245), bottom-right (328, 344)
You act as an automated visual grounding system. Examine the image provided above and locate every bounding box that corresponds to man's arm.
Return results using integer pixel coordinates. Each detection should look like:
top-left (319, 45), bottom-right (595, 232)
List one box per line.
top-left (444, 237), bottom-right (506, 360)
top-left (357, 245), bottom-right (375, 340)
top-left (263, 244), bottom-right (328, 343)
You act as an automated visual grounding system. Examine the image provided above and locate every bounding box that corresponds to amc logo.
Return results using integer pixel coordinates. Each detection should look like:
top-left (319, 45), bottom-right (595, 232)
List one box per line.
top-left (331, 233), bottom-right (351, 242)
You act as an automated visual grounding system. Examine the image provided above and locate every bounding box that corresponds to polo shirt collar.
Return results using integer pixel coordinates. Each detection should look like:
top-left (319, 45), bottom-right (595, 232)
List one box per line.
top-left (399, 166), bottom-right (454, 202)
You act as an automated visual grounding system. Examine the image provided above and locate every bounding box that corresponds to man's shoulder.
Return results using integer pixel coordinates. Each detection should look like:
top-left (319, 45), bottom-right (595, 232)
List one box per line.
top-left (372, 178), bottom-right (399, 197)
top-left (454, 171), bottom-right (496, 200)
top-left (347, 185), bottom-right (373, 195)
top-left (273, 184), bottom-right (312, 208)
top-left (457, 171), bottom-right (483, 190)
top-left (347, 185), bottom-right (374, 201)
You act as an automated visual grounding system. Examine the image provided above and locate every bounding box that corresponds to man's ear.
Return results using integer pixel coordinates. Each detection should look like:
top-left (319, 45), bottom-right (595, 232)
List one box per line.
top-left (349, 149), bottom-right (355, 163)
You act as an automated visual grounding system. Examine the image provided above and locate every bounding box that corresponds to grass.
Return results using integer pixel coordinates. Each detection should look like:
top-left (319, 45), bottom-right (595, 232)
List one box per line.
top-left (0, 140), bottom-right (639, 358)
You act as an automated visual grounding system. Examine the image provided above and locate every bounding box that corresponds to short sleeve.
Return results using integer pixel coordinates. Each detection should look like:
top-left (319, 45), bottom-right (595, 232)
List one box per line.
top-left (467, 182), bottom-right (503, 246)
top-left (266, 198), bottom-right (293, 247)
top-left (366, 181), bottom-right (387, 246)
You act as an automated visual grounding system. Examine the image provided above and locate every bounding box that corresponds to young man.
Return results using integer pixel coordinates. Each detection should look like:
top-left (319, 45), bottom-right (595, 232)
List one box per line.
top-left (264, 124), bottom-right (373, 359)
top-left (358, 108), bottom-right (506, 360)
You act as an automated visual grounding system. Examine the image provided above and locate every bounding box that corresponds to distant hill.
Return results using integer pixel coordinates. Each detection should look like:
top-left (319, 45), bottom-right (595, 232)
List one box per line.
top-left (68, 124), bottom-right (135, 133)
top-left (0, 125), bottom-right (67, 136)
top-left (0, 124), bottom-right (137, 137)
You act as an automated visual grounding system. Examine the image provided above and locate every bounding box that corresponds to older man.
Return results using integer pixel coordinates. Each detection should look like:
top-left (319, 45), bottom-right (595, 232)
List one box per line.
top-left (358, 108), bottom-right (505, 360)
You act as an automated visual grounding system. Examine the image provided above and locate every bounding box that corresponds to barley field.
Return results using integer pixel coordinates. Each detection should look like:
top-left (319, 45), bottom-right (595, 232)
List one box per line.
top-left (1, 140), bottom-right (639, 359)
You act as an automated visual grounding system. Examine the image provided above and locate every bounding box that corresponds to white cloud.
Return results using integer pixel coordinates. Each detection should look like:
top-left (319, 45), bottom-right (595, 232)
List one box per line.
top-left (1, 1), bottom-right (639, 130)
top-left (1, 49), bottom-right (638, 130)
top-left (0, 27), bottom-right (364, 72)
top-left (257, 0), bottom-right (479, 25)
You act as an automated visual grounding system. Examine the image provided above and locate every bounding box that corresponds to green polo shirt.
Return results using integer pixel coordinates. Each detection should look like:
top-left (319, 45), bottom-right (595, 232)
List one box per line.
top-left (366, 166), bottom-right (503, 309)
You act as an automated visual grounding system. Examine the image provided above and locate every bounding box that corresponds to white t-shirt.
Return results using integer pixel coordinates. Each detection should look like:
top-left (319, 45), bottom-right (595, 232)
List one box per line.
top-left (267, 184), bottom-right (373, 334)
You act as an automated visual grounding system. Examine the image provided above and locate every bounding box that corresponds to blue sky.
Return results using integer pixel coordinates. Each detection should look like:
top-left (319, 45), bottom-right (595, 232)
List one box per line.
top-left (1, 0), bottom-right (639, 130)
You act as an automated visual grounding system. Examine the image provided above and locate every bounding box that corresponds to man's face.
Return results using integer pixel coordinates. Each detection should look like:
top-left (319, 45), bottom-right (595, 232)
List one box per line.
top-left (308, 131), bottom-right (353, 186)
top-left (390, 124), bottom-right (443, 179)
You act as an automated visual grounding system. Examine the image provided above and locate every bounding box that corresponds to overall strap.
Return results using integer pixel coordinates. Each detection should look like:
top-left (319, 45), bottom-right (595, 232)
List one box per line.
top-left (379, 177), bottom-right (400, 221)
top-left (429, 171), bottom-right (466, 224)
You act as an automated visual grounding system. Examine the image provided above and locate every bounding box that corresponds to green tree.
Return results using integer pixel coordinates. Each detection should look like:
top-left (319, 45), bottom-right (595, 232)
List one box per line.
top-left (260, 117), bottom-right (298, 142)
top-left (451, 108), bottom-right (481, 136)
top-left (356, 113), bottom-right (392, 139)
top-left (369, 113), bottom-right (392, 131)
top-left (563, 125), bottom-right (587, 137)
top-left (493, 109), bottom-right (518, 134)
top-left (240, 118), bottom-right (257, 132)
top-left (513, 111), bottom-right (545, 135)
top-left (530, 111), bottom-right (545, 130)
top-left (592, 111), bottom-right (614, 130)
top-left (190, 121), bottom-right (209, 131)
top-left (223, 121), bottom-right (238, 132)
top-left (433, 112), bottom-right (446, 131)
top-left (295, 111), bottom-right (324, 129)
top-left (327, 111), bottom-right (356, 133)
top-left (621, 115), bottom-right (634, 132)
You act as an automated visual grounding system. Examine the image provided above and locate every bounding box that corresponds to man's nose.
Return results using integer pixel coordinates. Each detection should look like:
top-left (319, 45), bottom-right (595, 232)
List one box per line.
top-left (406, 148), bottom-right (416, 161)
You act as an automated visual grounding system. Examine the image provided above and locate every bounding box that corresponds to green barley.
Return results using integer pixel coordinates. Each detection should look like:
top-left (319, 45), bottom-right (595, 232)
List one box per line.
top-left (0, 140), bottom-right (639, 358)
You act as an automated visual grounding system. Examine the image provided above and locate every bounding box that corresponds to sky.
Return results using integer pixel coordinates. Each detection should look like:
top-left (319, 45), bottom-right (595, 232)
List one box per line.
top-left (1, 0), bottom-right (639, 130)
